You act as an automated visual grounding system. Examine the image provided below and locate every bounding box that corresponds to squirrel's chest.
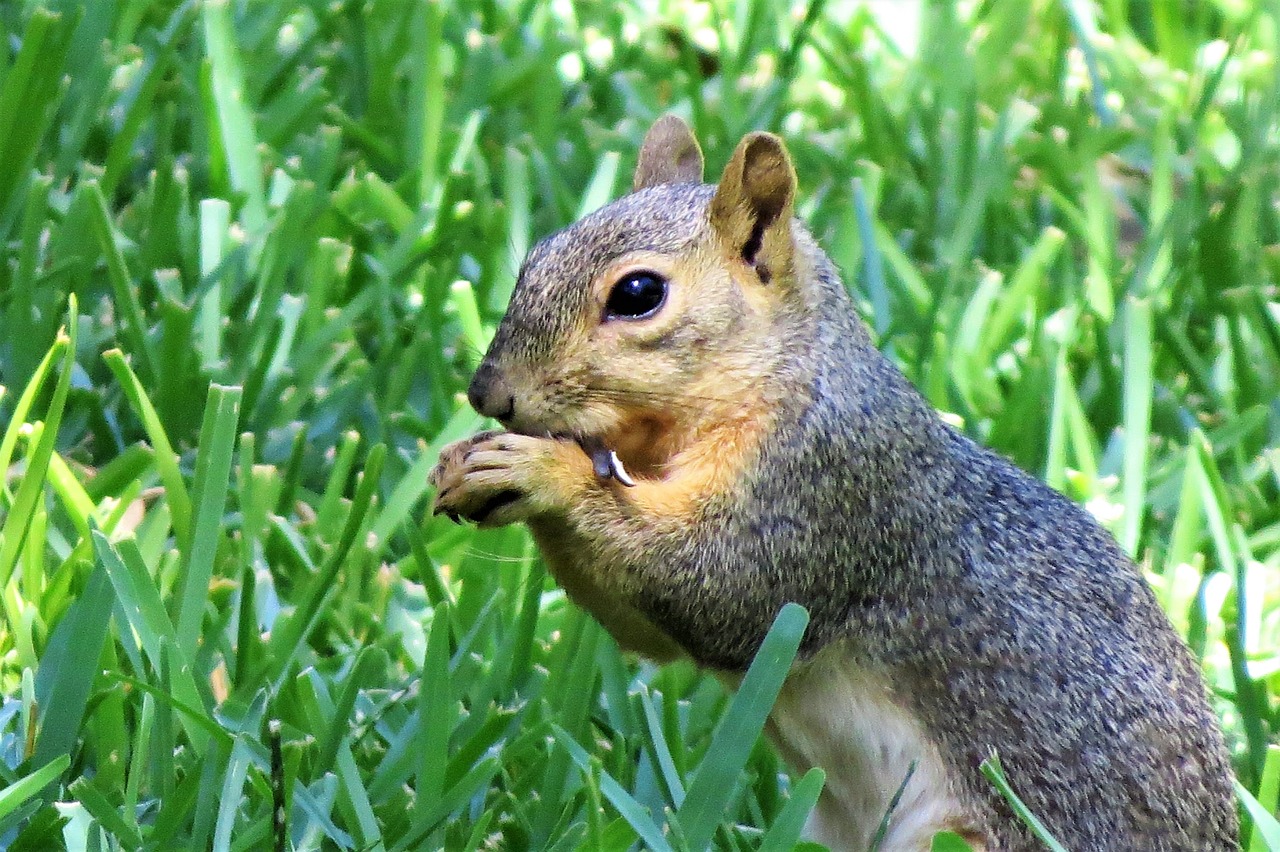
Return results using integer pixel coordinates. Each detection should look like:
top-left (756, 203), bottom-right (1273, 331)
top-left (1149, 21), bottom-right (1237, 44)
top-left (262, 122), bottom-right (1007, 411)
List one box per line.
top-left (760, 650), bottom-right (985, 852)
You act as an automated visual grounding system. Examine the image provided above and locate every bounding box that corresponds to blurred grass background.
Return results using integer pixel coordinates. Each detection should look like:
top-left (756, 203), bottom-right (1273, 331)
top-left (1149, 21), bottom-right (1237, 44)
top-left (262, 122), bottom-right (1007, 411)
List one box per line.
top-left (0, 0), bottom-right (1279, 848)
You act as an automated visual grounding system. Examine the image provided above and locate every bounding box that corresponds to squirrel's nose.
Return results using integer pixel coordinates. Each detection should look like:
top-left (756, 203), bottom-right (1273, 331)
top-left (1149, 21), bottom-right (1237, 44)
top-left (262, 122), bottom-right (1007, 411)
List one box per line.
top-left (468, 362), bottom-right (516, 422)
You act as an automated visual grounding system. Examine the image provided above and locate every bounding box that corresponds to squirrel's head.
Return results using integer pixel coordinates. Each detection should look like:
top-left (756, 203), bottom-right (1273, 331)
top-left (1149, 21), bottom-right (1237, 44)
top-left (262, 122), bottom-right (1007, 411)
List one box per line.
top-left (469, 116), bottom-right (806, 477)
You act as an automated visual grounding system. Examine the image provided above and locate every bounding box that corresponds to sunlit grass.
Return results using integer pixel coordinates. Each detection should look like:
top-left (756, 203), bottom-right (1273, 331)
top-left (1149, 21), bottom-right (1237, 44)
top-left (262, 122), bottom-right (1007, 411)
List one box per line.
top-left (0, 0), bottom-right (1277, 848)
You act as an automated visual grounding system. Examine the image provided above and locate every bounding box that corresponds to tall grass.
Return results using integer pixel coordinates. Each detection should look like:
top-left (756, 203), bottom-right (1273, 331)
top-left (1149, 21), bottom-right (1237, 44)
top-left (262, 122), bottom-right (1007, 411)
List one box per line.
top-left (0, 0), bottom-right (1277, 848)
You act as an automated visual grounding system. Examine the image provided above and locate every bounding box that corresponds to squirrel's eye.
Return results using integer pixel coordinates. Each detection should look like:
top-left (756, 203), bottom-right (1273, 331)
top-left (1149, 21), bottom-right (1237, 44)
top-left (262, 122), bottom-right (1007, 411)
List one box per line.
top-left (605, 271), bottom-right (668, 320)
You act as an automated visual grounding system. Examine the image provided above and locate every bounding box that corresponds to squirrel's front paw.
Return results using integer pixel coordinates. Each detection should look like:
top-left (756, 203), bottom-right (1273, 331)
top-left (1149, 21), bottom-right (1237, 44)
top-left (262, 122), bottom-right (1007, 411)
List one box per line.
top-left (430, 432), bottom-right (590, 527)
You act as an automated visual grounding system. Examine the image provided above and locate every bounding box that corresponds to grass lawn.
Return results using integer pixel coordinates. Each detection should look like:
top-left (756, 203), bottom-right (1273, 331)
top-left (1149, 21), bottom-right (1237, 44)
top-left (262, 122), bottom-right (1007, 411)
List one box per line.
top-left (0, 0), bottom-right (1278, 849)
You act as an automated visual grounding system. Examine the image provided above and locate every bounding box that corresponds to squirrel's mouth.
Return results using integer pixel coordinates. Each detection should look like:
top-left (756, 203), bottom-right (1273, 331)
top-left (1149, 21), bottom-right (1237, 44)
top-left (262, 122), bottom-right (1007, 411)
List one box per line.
top-left (579, 436), bottom-right (636, 486)
top-left (509, 413), bottom-right (673, 487)
top-left (578, 415), bottom-right (673, 486)
top-left (502, 422), bottom-right (638, 486)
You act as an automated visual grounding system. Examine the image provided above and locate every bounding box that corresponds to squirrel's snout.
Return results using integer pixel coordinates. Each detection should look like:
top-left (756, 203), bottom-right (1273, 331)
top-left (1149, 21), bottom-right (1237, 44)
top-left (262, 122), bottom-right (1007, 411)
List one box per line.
top-left (468, 362), bottom-right (516, 422)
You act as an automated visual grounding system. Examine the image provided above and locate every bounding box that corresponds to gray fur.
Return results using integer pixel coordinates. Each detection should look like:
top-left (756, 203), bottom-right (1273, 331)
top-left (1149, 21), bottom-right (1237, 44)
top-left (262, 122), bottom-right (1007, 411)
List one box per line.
top-left (625, 232), bottom-right (1238, 849)
top-left (491, 186), bottom-right (712, 363)
top-left (482, 184), bottom-right (1239, 849)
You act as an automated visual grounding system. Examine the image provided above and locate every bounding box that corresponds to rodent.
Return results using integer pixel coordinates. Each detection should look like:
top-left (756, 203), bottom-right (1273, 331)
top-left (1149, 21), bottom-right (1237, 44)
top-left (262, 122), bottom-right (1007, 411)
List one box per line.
top-left (429, 115), bottom-right (1239, 851)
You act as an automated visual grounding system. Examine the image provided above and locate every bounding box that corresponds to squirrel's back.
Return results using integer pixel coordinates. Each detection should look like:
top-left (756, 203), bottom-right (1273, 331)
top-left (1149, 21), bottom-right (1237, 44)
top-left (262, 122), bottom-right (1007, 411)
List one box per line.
top-left (656, 241), bottom-right (1238, 846)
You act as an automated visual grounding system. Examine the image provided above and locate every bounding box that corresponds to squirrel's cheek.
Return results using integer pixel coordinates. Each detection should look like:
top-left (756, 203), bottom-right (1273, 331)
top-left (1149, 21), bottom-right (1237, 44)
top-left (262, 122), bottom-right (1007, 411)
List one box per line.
top-left (601, 414), bottom-right (677, 480)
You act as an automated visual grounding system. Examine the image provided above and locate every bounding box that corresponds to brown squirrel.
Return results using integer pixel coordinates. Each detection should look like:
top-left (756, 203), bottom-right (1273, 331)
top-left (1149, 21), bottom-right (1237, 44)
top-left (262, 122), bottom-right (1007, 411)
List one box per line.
top-left (429, 116), bottom-right (1238, 850)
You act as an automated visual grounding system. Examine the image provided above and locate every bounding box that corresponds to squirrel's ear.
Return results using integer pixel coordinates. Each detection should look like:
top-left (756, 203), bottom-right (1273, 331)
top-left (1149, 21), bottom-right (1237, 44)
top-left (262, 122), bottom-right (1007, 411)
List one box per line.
top-left (633, 115), bottom-right (705, 191)
top-left (709, 132), bottom-right (796, 285)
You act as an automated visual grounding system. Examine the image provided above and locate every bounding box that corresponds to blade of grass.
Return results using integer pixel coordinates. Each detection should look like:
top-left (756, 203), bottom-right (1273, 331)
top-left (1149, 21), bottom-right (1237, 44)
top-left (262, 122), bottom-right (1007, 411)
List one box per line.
top-left (979, 226), bottom-right (1066, 363)
top-left (0, 333), bottom-right (64, 503)
top-left (67, 776), bottom-right (145, 850)
top-left (677, 603), bottom-right (809, 850)
top-left (197, 198), bottom-right (232, 370)
top-left (93, 532), bottom-right (210, 752)
top-left (853, 177), bottom-right (892, 346)
top-left (315, 646), bottom-right (387, 777)
top-left (88, 182), bottom-right (158, 382)
top-left (0, 754), bottom-right (69, 821)
top-left (256, 443), bottom-right (385, 689)
top-left (1247, 745), bottom-right (1280, 852)
top-left (34, 562), bottom-right (114, 770)
top-left (0, 8), bottom-right (76, 238)
top-left (212, 737), bottom-right (254, 852)
top-left (415, 602), bottom-right (453, 806)
top-left (103, 349), bottom-right (192, 547)
top-left (1119, 296), bottom-right (1154, 555)
top-left (0, 297), bottom-right (75, 589)
top-left (369, 407), bottom-right (479, 555)
top-left (758, 767), bottom-right (824, 852)
top-left (202, 0), bottom-right (267, 232)
top-left (575, 150), bottom-right (620, 218)
top-left (100, 1), bottom-right (198, 198)
top-left (393, 755), bottom-right (502, 852)
top-left (931, 831), bottom-right (978, 851)
top-left (1193, 430), bottom-right (1267, 773)
top-left (551, 724), bottom-right (674, 852)
top-left (636, 684), bottom-right (686, 809)
top-left (1240, 778), bottom-right (1280, 852)
top-left (1061, 0), bottom-right (1114, 125)
top-left (176, 384), bottom-right (242, 659)
top-left (980, 753), bottom-right (1068, 851)
top-left (410, 0), bottom-right (446, 204)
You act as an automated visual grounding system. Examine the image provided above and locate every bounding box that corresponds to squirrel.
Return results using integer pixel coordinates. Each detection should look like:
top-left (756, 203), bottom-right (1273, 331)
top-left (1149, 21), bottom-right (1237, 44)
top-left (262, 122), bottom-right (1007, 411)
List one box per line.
top-left (429, 116), bottom-right (1239, 851)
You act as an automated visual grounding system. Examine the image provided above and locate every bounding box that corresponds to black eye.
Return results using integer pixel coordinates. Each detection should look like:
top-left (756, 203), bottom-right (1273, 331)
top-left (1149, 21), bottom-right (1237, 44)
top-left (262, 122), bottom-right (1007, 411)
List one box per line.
top-left (605, 271), bottom-right (668, 320)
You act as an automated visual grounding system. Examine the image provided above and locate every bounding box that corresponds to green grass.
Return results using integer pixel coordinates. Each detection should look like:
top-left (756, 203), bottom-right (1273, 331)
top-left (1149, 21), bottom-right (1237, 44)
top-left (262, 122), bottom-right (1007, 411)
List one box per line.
top-left (0, 0), bottom-right (1278, 848)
